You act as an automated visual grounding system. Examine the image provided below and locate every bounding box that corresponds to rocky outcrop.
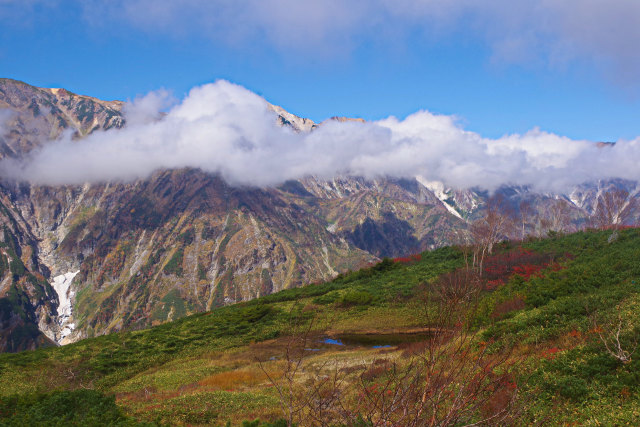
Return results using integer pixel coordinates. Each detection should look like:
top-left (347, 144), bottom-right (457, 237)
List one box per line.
top-left (0, 78), bottom-right (123, 157)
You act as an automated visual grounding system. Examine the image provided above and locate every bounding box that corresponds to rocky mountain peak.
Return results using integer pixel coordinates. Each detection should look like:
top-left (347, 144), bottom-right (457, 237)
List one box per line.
top-left (326, 116), bottom-right (366, 124)
top-left (268, 104), bottom-right (317, 132)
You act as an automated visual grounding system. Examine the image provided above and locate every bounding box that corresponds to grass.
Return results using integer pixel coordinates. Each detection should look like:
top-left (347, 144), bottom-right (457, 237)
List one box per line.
top-left (126, 390), bottom-right (279, 426)
top-left (199, 368), bottom-right (268, 390)
top-left (113, 358), bottom-right (227, 393)
top-left (1, 229), bottom-right (640, 425)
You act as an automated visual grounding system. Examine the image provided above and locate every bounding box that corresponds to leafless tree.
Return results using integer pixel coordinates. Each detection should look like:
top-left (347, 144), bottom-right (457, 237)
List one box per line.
top-left (591, 188), bottom-right (636, 230)
top-left (446, 228), bottom-right (474, 270)
top-left (256, 307), bottom-right (318, 427)
top-left (470, 195), bottom-right (516, 274)
top-left (430, 267), bottom-right (482, 306)
top-left (257, 306), bottom-right (353, 427)
top-left (546, 199), bottom-right (573, 234)
top-left (519, 200), bottom-right (535, 240)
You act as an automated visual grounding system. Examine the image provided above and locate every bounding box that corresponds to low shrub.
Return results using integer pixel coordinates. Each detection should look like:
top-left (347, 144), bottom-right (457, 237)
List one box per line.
top-left (555, 377), bottom-right (589, 400)
top-left (241, 419), bottom-right (289, 427)
top-left (0, 390), bottom-right (142, 426)
top-left (163, 248), bottom-right (184, 276)
top-left (339, 290), bottom-right (374, 307)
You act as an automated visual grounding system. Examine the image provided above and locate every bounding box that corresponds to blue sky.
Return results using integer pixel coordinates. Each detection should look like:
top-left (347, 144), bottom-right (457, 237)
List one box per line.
top-left (1, 0), bottom-right (639, 142)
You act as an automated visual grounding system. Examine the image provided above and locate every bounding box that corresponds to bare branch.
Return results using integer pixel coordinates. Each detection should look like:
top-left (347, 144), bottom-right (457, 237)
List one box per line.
top-left (592, 313), bottom-right (638, 364)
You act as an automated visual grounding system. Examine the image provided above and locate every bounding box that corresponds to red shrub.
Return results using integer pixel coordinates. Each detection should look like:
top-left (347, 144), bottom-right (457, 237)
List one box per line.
top-left (541, 347), bottom-right (560, 359)
top-left (512, 264), bottom-right (545, 279)
top-left (393, 254), bottom-right (422, 264)
top-left (481, 247), bottom-right (571, 288)
top-left (490, 296), bottom-right (526, 320)
top-left (568, 329), bottom-right (582, 338)
top-left (485, 279), bottom-right (505, 290)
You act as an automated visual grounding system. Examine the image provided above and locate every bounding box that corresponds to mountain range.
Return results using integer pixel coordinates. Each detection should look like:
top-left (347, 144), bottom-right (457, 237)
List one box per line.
top-left (0, 78), bottom-right (637, 352)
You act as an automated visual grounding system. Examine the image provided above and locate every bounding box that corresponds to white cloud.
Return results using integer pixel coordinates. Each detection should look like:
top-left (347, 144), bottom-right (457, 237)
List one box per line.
top-left (1, 80), bottom-right (638, 191)
top-left (122, 89), bottom-right (175, 126)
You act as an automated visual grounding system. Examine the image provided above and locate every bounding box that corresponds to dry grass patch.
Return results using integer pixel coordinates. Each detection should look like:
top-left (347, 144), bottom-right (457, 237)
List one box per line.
top-left (199, 366), bottom-right (269, 390)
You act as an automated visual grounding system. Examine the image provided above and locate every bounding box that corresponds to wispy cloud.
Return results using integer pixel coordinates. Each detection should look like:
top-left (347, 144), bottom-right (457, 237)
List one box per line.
top-left (0, 108), bottom-right (13, 133)
top-left (74, 0), bottom-right (640, 84)
top-left (1, 80), bottom-right (638, 191)
top-left (0, 0), bottom-right (60, 27)
top-left (4, 1), bottom-right (640, 84)
top-left (5, 2), bottom-right (640, 86)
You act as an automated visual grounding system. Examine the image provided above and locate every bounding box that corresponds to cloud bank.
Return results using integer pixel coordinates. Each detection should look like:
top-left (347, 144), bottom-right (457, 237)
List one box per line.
top-left (77, 0), bottom-right (640, 84)
top-left (1, 80), bottom-right (639, 192)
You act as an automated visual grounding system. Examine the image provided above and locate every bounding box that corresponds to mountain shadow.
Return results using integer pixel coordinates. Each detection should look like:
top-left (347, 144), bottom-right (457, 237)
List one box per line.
top-left (344, 212), bottom-right (420, 258)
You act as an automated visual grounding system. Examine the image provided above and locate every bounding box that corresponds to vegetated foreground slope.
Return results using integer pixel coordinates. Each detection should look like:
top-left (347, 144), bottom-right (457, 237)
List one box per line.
top-left (1, 229), bottom-right (639, 425)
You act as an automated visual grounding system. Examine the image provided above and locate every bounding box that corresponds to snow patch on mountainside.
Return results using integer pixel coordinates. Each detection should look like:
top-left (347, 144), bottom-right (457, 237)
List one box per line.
top-left (416, 177), bottom-right (463, 219)
top-left (569, 189), bottom-right (589, 210)
top-left (51, 270), bottom-right (79, 344)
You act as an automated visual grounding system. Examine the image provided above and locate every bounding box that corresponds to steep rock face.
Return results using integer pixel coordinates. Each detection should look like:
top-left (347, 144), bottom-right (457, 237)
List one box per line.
top-left (4, 169), bottom-right (376, 341)
top-left (0, 78), bottom-right (123, 157)
top-left (0, 191), bottom-right (58, 352)
top-left (296, 177), bottom-right (466, 256)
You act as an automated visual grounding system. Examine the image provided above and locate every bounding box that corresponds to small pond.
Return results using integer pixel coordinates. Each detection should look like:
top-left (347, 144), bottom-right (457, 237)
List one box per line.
top-left (320, 331), bottom-right (434, 348)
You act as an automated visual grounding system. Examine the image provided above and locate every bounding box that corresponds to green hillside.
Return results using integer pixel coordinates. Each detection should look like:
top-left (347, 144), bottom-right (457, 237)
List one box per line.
top-left (1, 229), bottom-right (640, 426)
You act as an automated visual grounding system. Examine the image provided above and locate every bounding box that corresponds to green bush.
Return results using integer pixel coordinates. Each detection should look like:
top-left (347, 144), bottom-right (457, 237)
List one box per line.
top-left (555, 376), bottom-right (589, 400)
top-left (339, 290), bottom-right (373, 307)
top-left (177, 228), bottom-right (196, 245)
top-left (373, 257), bottom-right (395, 273)
top-left (163, 248), bottom-right (184, 276)
top-left (312, 292), bottom-right (340, 305)
top-left (0, 390), bottom-right (145, 426)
